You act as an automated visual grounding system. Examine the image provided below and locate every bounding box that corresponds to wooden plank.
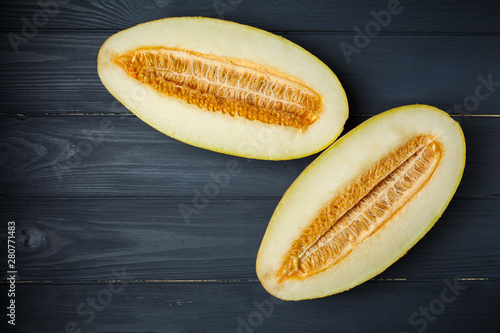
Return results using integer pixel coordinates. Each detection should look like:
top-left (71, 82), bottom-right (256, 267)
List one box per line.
top-left (1, 32), bottom-right (500, 115)
top-left (0, 2), bottom-right (498, 333)
top-left (1, 0), bottom-right (500, 33)
top-left (1, 281), bottom-right (498, 332)
top-left (1, 115), bottom-right (498, 198)
top-left (1, 197), bottom-right (498, 281)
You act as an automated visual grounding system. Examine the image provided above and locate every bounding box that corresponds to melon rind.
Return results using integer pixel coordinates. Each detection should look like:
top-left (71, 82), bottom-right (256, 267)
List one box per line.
top-left (256, 105), bottom-right (466, 300)
top-left (97, 17), bottom-right (348, 160)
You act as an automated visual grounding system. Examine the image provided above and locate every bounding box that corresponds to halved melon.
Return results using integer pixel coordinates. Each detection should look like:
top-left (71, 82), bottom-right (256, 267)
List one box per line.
top-left (256, 105), bottom-right (466, 300)
top-left (97, 17), bottom-right (348, 160)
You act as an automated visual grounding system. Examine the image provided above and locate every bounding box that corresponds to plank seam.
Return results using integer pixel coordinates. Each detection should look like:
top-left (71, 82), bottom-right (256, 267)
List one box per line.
top-left (1, 277), bottom-right (496, 285)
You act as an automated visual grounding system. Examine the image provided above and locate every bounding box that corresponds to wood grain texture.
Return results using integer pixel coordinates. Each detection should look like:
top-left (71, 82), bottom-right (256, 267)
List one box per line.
top-left (1, 1), bottom-right (499, 332)
top-left (1, 115), bottom-right (498, 198)
top-left (1, 32), bottom-right (500, 115)
top-left (1, 197), bottom-right (499, 282)
top-left (0, 0), bottom-right (499, 33)
top-left (1, 281), bottom-right (499, 333)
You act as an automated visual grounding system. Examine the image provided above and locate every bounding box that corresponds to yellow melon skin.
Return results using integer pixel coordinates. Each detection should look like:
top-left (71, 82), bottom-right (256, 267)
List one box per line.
top-left (97, 17), bottom-right (348, 160)
top-left (256, 105), bottom-right (466, 300)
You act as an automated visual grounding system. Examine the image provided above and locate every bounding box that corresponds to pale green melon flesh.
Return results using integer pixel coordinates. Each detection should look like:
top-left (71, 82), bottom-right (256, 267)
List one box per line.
top-left (97, 17), bottom-right (348, 160)
top-left (256, 105), bottom-right (466, 300)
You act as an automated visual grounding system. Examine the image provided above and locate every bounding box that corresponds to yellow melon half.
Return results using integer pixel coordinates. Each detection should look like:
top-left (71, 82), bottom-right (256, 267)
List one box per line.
top-left (256, 105), bottom-right (466, 300)
top-left (97, 17), bottom-right (348, 160)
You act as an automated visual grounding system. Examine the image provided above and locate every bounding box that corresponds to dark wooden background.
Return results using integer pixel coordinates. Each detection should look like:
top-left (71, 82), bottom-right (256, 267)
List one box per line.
top-left (1, 0), bottom-right (499, 332)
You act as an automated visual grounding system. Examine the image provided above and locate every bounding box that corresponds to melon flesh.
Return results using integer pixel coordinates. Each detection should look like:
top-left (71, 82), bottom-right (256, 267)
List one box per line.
top-left (97, 17), bottom-right (348, 160)
top-left (256, 105), bottom-right (466, 300)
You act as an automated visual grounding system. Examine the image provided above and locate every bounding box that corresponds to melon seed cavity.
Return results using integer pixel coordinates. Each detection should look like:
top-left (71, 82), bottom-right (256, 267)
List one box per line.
top-left (278, 135), bottom-right (442, 280)
top-left (114, 47), bottom-right (322, 130)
